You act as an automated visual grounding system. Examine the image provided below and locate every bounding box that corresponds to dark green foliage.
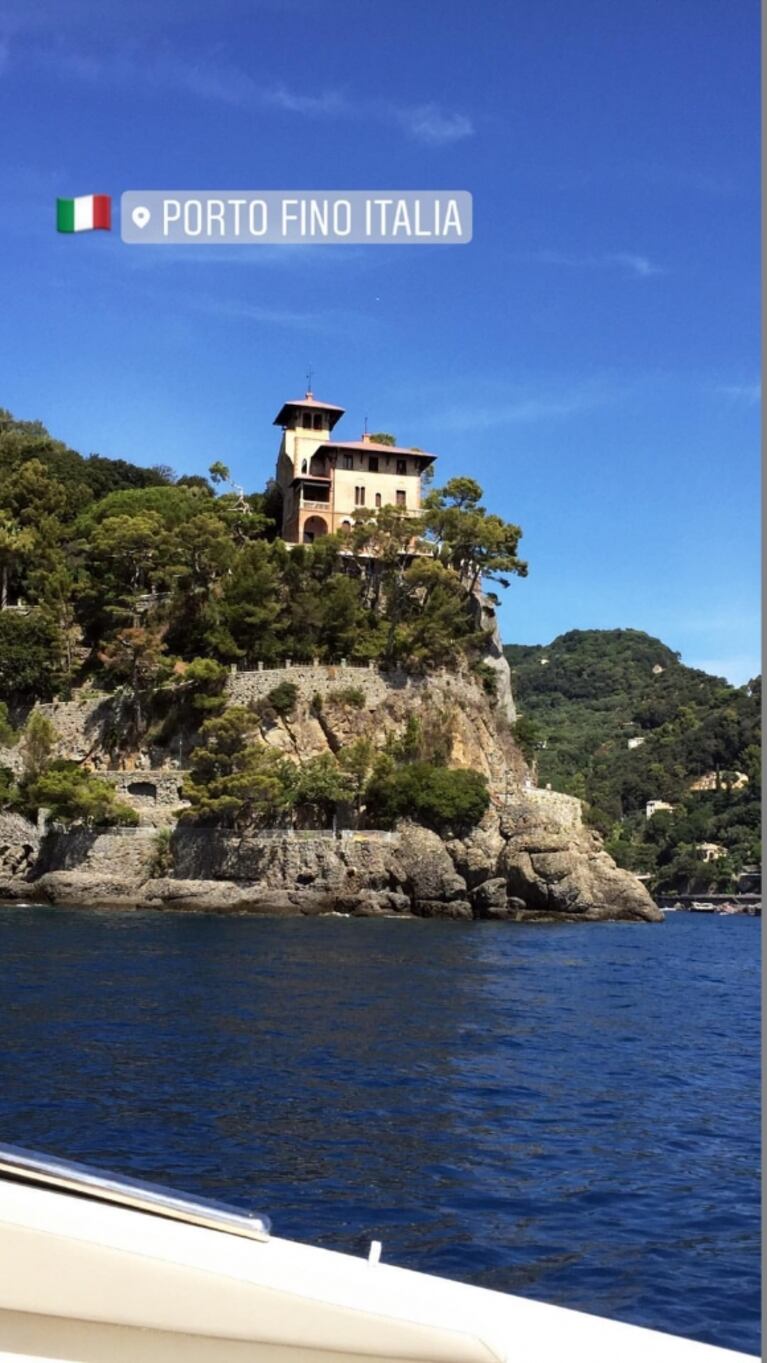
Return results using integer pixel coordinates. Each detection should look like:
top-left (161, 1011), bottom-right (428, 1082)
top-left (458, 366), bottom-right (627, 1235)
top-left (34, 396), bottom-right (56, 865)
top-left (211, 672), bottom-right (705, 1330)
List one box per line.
top-left (511, 714), bottom-right (542, 762)
top-left (366, 761), bottom-right (489, 834)
top-left (24, 761), bottom-right (139, 827)
top-left (265, 681), bottom-right (299, 718)
top-left (0, 702), bottom-right (16, 747)
top-left (179, 707), bottom-right (297, 828)
top-left (506, 630), bottom-right (761, 891)
top-left (0, 612), bottom-right (62, 701)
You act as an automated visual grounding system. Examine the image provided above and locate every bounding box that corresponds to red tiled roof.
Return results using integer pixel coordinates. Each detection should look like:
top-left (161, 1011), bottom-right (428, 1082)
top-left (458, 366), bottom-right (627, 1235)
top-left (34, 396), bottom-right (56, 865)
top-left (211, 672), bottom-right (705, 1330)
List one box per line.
top-left (327, 440), bottom-right (436, 461)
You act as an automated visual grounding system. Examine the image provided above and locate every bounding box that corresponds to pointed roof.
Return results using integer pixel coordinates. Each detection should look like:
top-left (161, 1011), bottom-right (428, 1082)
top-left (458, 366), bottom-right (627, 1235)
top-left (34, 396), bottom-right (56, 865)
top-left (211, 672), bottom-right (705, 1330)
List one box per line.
top-left (273, 392), bottom-right (345, 429)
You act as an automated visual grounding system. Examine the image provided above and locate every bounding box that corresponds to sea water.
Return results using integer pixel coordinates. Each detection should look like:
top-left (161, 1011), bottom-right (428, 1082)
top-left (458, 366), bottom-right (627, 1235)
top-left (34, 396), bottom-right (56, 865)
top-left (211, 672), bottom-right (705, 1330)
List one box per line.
top-left (0, 907), bottom-right (759, 1354)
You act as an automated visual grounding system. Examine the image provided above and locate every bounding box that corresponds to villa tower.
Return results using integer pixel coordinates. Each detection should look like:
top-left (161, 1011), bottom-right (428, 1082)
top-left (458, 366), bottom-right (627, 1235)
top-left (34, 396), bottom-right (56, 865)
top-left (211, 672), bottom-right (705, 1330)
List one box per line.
top-left (273, 389), bottom-right (436, 543)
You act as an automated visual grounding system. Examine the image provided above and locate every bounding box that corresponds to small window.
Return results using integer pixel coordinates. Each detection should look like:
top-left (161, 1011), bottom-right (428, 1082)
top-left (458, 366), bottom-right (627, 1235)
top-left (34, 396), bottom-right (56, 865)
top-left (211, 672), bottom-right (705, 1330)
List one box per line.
top-left (396, 458), bottom-right (407, 476)
top-left (302, 412), bottom-right (312, 429)
top-left (396, 489), bottom-right (406, 507)
top-left (343, 454), bottom-right (354, 470)
top-left (313, 413), bottom-right (323, 429)
top-left (301, 458), bottom-right (308, 473)
top-left (368, 455), bottom-right (379, 472)
top-left (355, 486), bottom-right (366, 507)
top-left (375, 492), bottom-right (382, 508)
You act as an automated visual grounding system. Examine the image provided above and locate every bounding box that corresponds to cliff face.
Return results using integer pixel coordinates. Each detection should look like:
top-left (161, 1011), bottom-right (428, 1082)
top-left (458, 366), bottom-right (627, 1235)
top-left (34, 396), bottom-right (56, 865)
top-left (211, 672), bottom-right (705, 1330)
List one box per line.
top-left (0, 656), bottom-right (661, 922)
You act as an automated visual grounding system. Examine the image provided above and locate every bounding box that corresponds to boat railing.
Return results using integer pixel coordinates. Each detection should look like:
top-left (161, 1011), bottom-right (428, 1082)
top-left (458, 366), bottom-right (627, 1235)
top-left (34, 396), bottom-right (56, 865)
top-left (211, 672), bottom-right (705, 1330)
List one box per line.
top-left (0, 1143), bottom-right (270, 1242)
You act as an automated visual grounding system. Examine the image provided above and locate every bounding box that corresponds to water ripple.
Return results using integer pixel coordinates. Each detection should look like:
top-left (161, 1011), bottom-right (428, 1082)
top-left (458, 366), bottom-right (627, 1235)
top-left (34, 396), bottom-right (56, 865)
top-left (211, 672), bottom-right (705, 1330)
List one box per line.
top-left (0, 908), bottom-right (759, 1354)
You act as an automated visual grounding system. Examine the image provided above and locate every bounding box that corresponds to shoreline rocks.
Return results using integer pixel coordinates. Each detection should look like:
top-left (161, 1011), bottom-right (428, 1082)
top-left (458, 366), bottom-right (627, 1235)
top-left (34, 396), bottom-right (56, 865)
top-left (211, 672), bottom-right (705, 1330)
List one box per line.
top-left (0, 804), bottom-right (662, 923)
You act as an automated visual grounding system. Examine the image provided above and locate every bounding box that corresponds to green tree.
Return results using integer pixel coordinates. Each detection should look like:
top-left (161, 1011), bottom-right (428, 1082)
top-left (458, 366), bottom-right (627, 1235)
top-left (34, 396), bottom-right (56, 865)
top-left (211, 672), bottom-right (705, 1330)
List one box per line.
top-left (367, 432), bottom-right (396, 446)
top-left (25, 762), bottom-right (138, 827)
top-left (423, 478), bottom-right (527, 591)
top-left (365, 761), bottom-right (489, 834)
top-left (293, 753), bottom-right (353, 826)
top-left (0, 513), bottom-right (34, 609)
top-left (181, 707), bottom-right (296, 828)
top-left (0, 613), bottom-right (63, 702)
top-left (21, 712), bottom-right (58, 780)
top-left (99, 625), bottom-right (172, 737)
top-left (338, 738), bottom-right (376, 822)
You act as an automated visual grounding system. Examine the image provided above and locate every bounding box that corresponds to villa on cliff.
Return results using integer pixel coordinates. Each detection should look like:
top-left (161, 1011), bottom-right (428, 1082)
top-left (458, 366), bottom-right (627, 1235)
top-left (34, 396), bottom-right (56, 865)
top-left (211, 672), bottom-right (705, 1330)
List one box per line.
top-left (273, 389), bottom-right (436, 544)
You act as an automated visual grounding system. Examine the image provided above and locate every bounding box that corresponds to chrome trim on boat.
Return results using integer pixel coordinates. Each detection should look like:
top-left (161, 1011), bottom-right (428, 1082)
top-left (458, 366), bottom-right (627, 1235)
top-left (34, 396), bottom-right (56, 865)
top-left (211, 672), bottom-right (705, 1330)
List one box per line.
top-left (0, 1143), bottom-right (271, 1241)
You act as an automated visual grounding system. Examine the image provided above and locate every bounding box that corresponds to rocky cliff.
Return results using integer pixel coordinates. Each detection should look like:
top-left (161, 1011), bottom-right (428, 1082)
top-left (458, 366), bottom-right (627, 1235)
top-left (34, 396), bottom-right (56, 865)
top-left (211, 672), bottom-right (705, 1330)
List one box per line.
top-left (0, 655), bottom-right (661, 922)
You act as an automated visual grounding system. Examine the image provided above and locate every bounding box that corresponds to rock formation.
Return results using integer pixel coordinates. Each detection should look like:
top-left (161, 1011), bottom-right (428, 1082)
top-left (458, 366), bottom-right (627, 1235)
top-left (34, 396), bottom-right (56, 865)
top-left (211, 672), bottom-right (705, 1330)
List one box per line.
top-left (0, 655), bottom-right (661, 923)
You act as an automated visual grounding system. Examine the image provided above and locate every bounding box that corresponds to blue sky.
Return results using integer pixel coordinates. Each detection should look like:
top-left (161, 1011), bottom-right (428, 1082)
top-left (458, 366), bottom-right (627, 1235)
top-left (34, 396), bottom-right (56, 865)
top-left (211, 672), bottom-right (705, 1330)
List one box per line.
top-left (0, 0), bottom-right (760, 682)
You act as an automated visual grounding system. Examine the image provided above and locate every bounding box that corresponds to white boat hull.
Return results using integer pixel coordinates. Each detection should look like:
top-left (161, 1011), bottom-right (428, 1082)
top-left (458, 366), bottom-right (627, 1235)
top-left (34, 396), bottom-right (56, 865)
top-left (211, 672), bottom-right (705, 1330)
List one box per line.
top-left (0, 1177), bottom-right (754, 1362)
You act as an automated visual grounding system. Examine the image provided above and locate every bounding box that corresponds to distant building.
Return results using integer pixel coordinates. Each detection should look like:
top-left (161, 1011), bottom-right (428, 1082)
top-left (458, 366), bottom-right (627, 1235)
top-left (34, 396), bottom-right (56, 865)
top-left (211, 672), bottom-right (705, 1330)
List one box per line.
top-left (652, 664), bottom-right (665, 674)
top-left (273, 389), bottom-right (436, 544)
top-left (646, 799), bottom-right (674, 819)
top-left (689, 770), bottom-right (750, 793)
top-left (627, 736), bottom-right (646, 750)
top-left (737, 865), bottom-right (761, 894)
top-left (695, 842), bottom-right (727, 863)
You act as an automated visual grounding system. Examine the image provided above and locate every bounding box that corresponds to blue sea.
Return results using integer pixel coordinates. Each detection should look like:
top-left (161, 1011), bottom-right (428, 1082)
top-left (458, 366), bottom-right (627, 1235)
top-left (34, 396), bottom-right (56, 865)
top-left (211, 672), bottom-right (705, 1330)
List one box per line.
top-left (0, 906), bottom-right (759, 1354)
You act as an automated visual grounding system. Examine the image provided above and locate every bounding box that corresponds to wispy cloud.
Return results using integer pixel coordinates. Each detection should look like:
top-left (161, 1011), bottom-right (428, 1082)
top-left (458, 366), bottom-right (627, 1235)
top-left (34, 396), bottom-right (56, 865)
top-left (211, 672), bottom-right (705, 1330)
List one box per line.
top-left (534, 249), bottom-right (664, 278)
top-left (393, 103), bottom-right (474, 146)
top-left (9, 39), bottom-right (473, 146)
top-left (716, 382), bottom-right (761, 406)
top-left (188, 294), bottom-right (327, 330)
top-left (431, 382), bottom-right (617, 432)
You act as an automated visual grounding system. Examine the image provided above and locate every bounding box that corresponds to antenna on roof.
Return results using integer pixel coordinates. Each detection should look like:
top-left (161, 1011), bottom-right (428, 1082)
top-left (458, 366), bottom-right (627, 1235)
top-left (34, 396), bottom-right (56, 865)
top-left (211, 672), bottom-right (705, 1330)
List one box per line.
top-left (363, 414), bottom-right (368, 435)
top-left (305, 366), bottom-right (314, 396)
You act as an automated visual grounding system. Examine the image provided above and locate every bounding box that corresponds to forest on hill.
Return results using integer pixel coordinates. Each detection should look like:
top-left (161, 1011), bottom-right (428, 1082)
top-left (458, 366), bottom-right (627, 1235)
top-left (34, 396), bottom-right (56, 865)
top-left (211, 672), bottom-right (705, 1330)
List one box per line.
top-left (506, 630), bottom-right (761, 893)
top-left (0, 407), bottom-right (524, 835)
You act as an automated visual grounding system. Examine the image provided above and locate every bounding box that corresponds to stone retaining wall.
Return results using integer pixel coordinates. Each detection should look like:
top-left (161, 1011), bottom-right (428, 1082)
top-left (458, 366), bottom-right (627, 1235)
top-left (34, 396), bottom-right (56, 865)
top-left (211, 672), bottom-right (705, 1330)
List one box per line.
top-left (225, 662), bottom-right (474, 710)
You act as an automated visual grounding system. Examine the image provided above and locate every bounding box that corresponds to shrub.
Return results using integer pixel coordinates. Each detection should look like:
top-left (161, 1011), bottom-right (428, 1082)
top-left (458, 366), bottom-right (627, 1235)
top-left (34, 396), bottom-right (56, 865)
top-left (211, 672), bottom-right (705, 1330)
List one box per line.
top-left (150, 826), bottom-right (174, 875)
top-left (328, 686), bottom-right (366, 709)
top-left (472, 661), bottom-right (498, 699)
top-left (365, 761), bottom-right (489, 834)
top-left (265, 680), bottom-right (299, 718)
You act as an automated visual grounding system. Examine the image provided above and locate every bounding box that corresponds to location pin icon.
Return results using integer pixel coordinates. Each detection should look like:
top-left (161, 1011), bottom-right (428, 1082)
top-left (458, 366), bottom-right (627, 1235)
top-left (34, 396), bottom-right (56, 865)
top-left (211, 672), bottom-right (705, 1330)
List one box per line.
top-left (132, 206), bottom-right (151, 229)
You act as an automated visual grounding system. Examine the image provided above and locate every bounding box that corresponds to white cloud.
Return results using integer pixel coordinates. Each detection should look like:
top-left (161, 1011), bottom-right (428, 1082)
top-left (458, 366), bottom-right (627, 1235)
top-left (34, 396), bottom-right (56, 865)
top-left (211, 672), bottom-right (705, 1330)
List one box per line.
top-left (395, 103), bottom-right (474, 145)
top-left (11, 40), bottom-right (473, 147)
top-left (534, 249), bottom-right (664, 278)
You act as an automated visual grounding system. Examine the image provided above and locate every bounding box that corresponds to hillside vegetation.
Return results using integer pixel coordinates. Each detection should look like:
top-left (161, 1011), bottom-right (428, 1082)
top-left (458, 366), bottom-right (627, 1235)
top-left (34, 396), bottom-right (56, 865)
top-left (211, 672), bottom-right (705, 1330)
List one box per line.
top-left (0, 409), bottom-right (525, 834)
top-left (505, 630), bottom-right (761, 893)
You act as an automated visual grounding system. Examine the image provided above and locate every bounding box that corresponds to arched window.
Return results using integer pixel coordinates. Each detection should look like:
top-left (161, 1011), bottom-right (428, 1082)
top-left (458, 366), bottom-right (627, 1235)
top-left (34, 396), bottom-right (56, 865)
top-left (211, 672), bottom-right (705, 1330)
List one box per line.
top-left (375, 492), bottom-right (382, 508)
top-left (301, 458), bottom-right (308, 473)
